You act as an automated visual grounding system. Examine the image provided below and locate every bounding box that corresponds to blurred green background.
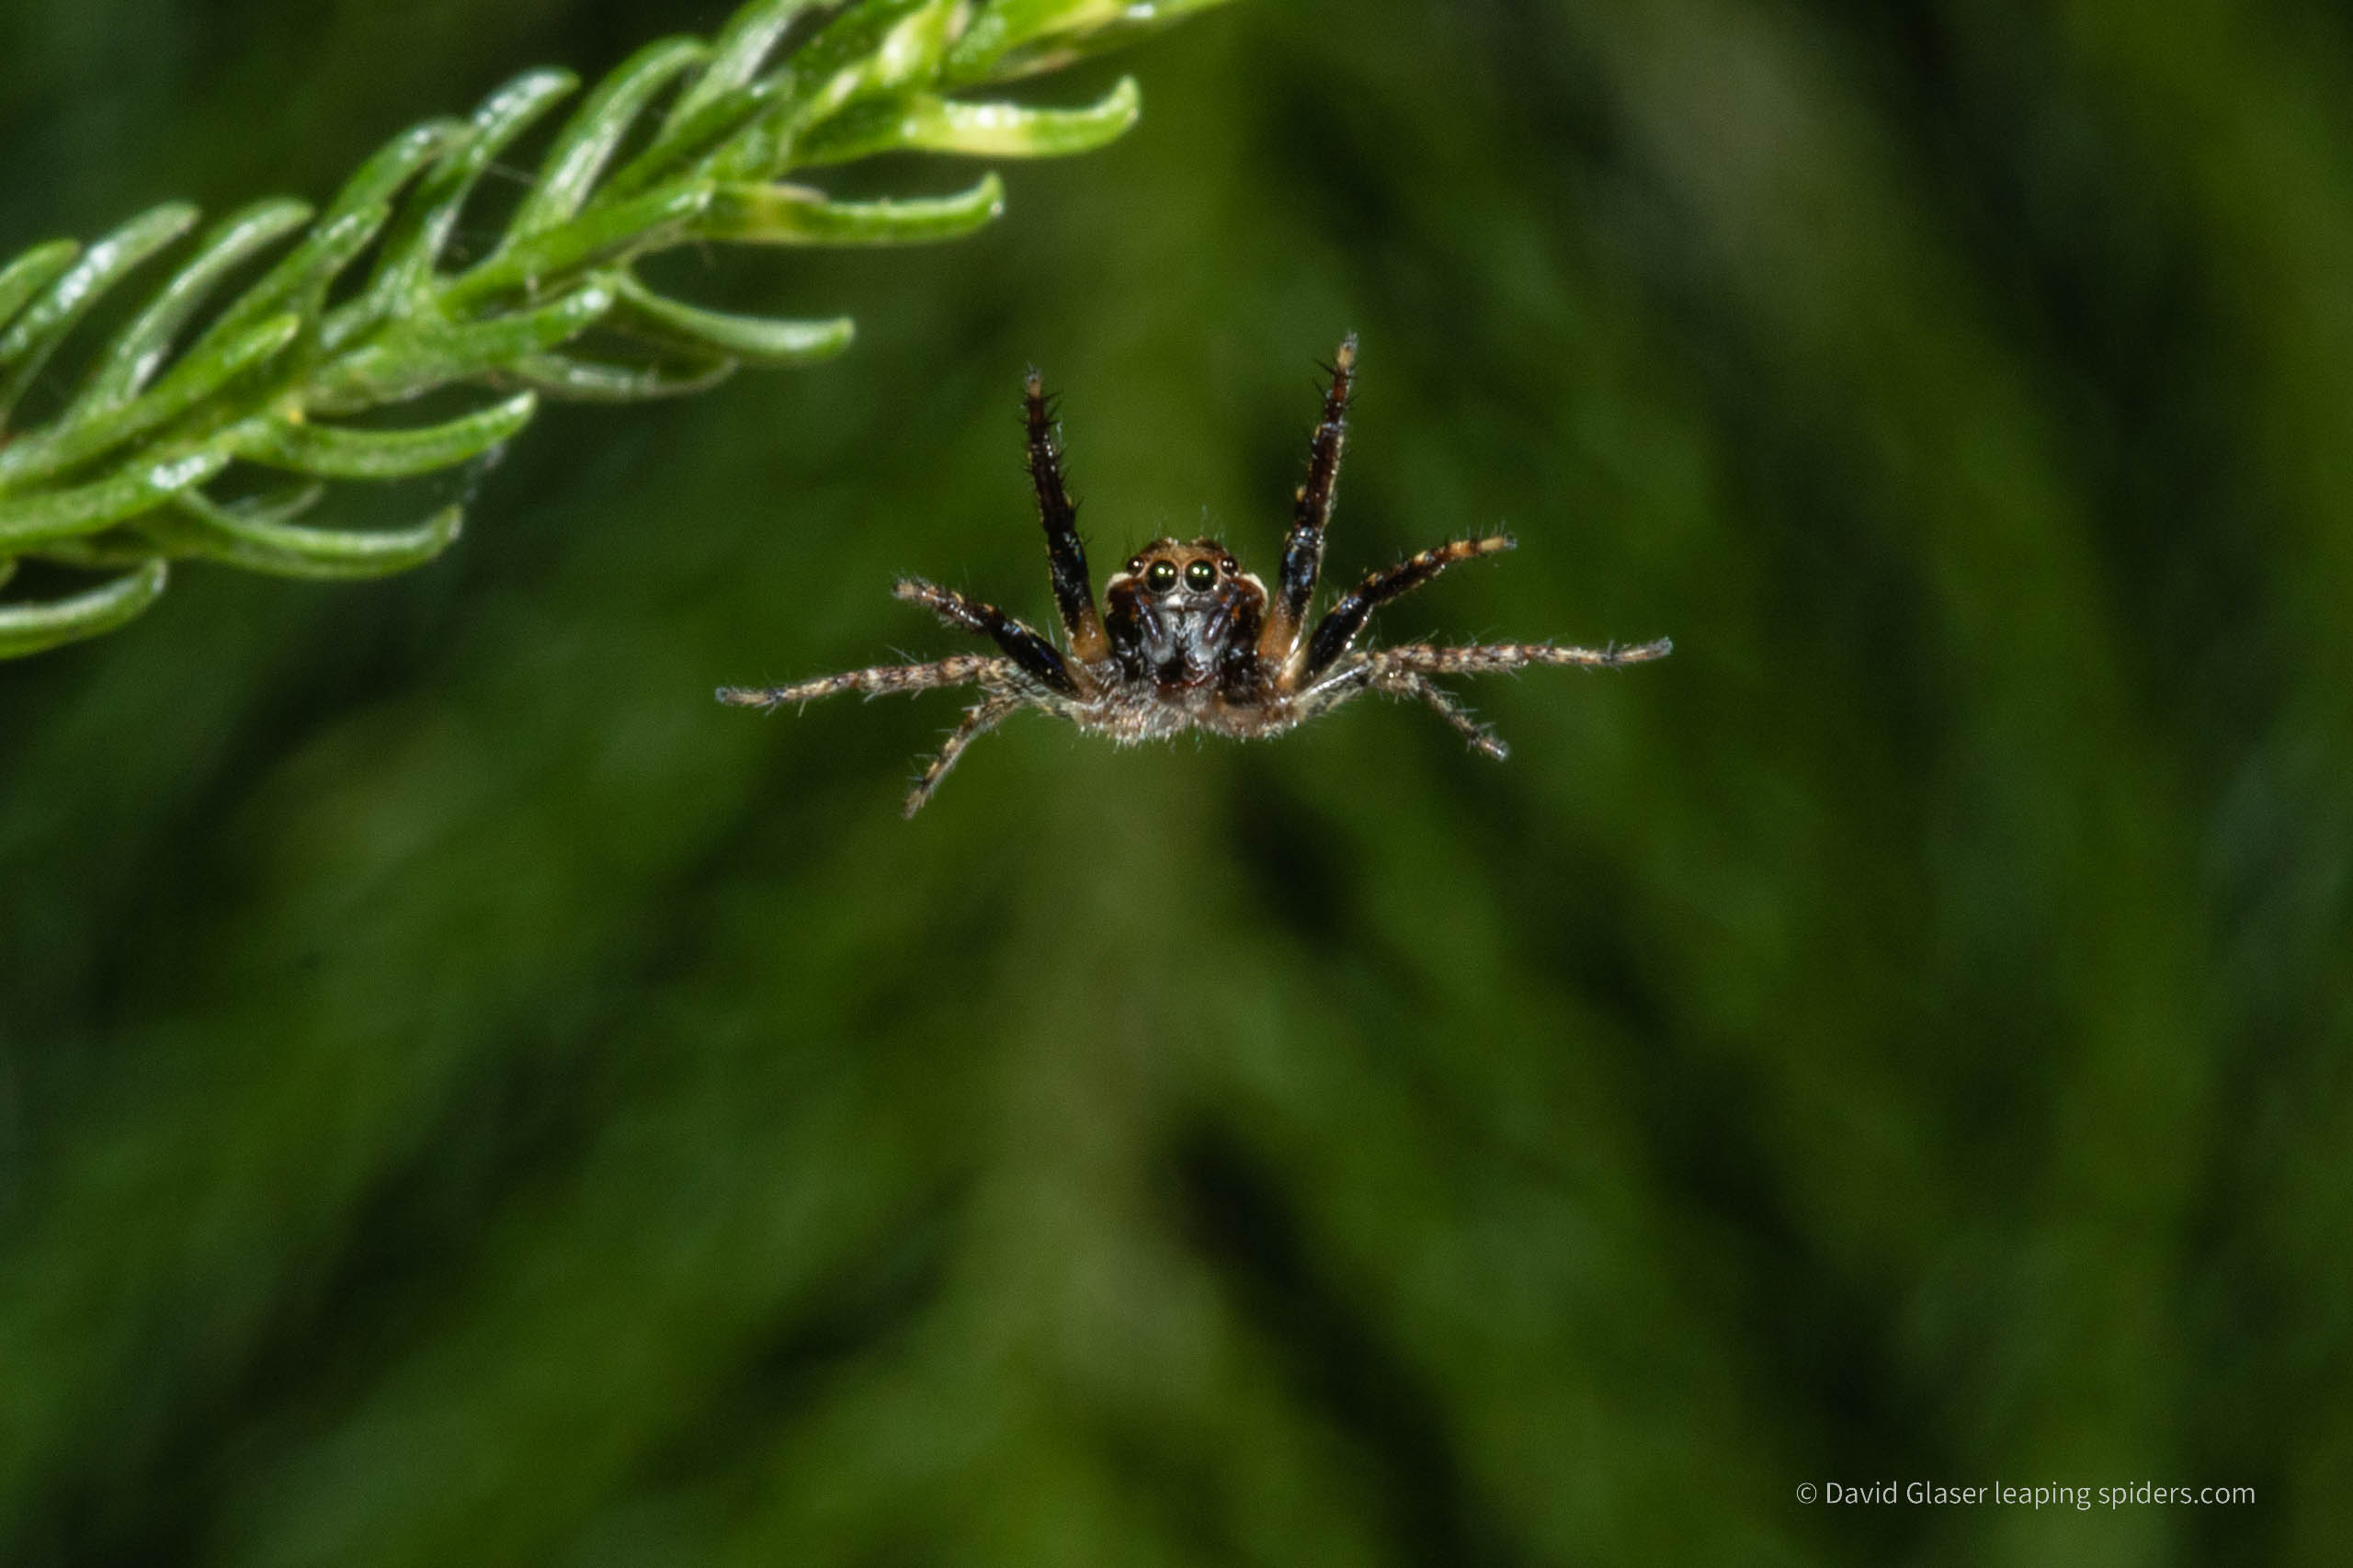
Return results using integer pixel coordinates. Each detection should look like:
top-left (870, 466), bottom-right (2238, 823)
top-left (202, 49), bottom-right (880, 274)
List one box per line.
top-left (4, 0), bottom-right (2347, 1562)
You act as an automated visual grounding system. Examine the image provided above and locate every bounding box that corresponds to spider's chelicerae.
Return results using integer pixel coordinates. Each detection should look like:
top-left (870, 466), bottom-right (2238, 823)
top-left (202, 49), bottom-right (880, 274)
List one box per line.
top-left (719, 336), bottom-right (1671, 816)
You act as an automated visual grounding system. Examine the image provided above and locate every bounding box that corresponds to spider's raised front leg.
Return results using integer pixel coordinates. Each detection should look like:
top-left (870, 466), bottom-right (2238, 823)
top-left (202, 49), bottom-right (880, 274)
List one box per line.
top-left (1303, 535), bottom-right (1515, 677)
top-left (717, 653), bottom-right (1014, 710)
top-left (904, 695), bottom-right (1019, 817)
top-left (893, 576), bottom-right (1080, 697)
top-left (1024, 370), bottom-right (1109, 676)
top-left (1256, 335), bottom-right (1357, 676)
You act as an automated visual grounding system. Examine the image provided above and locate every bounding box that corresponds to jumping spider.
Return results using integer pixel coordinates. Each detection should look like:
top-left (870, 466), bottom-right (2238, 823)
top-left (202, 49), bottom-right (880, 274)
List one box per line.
top-left (719, 336), bottom-right (1671, 816)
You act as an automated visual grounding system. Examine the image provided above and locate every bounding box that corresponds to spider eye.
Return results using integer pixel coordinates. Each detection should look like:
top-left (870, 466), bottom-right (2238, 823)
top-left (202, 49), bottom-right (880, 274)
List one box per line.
top-left (1146, 561), bottom-right (1178, 592)
top-left (1185, 560), bottom-right (1217, 591)
top-left (1126, 557), bottom-right (1143, 574)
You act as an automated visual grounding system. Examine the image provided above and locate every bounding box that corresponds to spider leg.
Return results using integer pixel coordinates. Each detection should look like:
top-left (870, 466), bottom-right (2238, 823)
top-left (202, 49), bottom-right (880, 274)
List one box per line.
top-left (1364, 637), bottom-right (1674, 677)
top-left (1370, 670), bottom-right (1511, 759)
top-left (892, 577), bottom-right (1081, 696)
top-left (1256, 335), bottom-right (1358, 669)
top-left (717, 654), bottom-right (1014, 710)
top-left (1024, 369), bottom-right (1109, 666)
top-left (904, 695), bottom-right (1018, 817)
top-left (1302, 534), bottom-right (1515, 678)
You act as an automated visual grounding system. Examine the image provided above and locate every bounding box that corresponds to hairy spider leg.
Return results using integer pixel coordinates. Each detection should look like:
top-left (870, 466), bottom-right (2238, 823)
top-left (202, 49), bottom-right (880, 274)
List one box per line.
top-left (1362, 638), bottom-right (1675, 678)
top-left (1303, 534), bottom-right (1517, 677)
top-left (1023, 371), bottom-right (1109, 672)
top-left (904, 695), bottom-right (1019, 817)
top-left (892, 577), bottom-right (1079, 696)
top-left (717, 653), bottom-right (1016, 710)
top-left (1368, 669), bottom-right (1511, 759)
top-left (1257, 334), bottom-right (1357, 673)
top-left (1290, 632), bottom-right (1670, 755)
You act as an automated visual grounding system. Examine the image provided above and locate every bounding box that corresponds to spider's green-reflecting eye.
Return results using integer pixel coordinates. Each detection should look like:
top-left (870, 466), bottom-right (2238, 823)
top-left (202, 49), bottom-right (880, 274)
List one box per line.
top-left (1185, 560), bottom-right (1217, 590)
top-left (1146, 561), bottom-right (1178, 591)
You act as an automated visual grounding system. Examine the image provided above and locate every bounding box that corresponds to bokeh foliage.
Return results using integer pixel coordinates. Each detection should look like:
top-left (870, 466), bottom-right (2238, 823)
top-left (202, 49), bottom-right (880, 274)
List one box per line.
top-left (1, 1), bottom-right (2346, 1565)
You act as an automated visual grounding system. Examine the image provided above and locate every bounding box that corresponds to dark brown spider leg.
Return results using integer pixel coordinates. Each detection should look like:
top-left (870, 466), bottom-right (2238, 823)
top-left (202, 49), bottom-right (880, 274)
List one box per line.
top-left (1256, 335), bottom-right (1357, 671)
top-left (1303, 534), bottom-right (1516, 677)
top-left (1370, 670), bottom-right (1510, 759)
top-left (1024, 369), bottom-right (1108, 668)
top-left (903, 695), bottom-right (1018, 818)
top-left (1364, 636), bottom-right (1674, 677)
top-left (892, 577), bottom-right (1080, 696)
top-left (716, 654), bottom-right (1014, 710)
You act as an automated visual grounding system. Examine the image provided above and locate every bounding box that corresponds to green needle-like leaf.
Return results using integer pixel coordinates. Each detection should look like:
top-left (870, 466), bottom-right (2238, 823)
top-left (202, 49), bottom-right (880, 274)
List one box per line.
top-left (324, 119), bottom-right (472, 229)
top-left (609, 273), bottom-right (853, 365)
top-left (503, 353), bottom-right (737, 402)
top-left (714, 0), bottom-right (958, 181)
top-left (280, 123), bottom-right (463, 355)
top-left (601, 79), bottom-right (786, 208)
top-left (697, 173), bottom-right (1004, 244)
top-left (509, 39), bottom-right (711, 241)
top-left (797, 74), bottom-right (1139, 165)
top-left (802, 0), bottom-right (961, 107)
top-left (62, 200), bottom-right (313, 423)
top-left (231, 392), bottom-right (538, 479)
top-left (0, 450), bottom-right (229, 550)
top-left (156, 490), bottom-right (465, 579)
top-left (204, 204), bottom-right (392, 358)
top-left (0, 558), bottom-right (167, 656)
top-left (942, 0), bottom-right (1235, 84)
top-left (0, 315), bottom-right (301, 487)
top-left (443, 187), bottom-right (710, 312)
top-left (663, 0), bottom-right (819, 132)
top-left (0, 241), bottom-right (81, 337)
top-left (201, 480), bottom-right (329, 528)
top-left (364, 72), bottom-right (577, 307)
top-left (317, 285), bottom-right (616, 407)
top-left (0, 204), bottom-right (199, 427)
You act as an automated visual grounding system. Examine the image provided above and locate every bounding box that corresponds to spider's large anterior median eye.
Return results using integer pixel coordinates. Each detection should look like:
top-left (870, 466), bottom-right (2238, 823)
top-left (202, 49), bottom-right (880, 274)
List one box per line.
top-left (1146, 561), bottom-right (1178, 592)
top-left (1185, 560), bottom-right (1217, 591)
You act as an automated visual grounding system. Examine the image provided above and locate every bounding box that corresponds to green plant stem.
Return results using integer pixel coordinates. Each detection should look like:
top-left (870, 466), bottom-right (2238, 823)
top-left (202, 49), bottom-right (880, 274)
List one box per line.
top-left (0, 0), bottom-right (1235, 658)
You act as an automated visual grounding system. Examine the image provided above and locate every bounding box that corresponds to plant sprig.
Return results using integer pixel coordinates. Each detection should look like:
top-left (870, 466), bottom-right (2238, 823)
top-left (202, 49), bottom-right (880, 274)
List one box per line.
top-left (0, 0), bottom-right (1232, 659)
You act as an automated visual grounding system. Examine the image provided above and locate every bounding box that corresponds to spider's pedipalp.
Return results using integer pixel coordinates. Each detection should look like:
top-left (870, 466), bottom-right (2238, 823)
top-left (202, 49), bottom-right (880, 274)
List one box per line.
top-left (892, 576), bottom-right (1082, 696)
top-left (904, 695), bottom-right (1019, 817)
top-left (1023, 369), bottom-right (1109, 665)
top-left (1302, 533), bottom-right (1515, 678)
top-left (1257, 334), bottom-right (1357, 668)
top-left (716, 653), bottom-right (1012, 710)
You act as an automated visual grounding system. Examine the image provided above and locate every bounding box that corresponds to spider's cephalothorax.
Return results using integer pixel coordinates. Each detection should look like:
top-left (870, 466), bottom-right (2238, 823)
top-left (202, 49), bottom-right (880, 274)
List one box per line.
top-left (719, 336), bottom-right (1671, 815)
top-left (1101, 538), bottom-right (1267, 721)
